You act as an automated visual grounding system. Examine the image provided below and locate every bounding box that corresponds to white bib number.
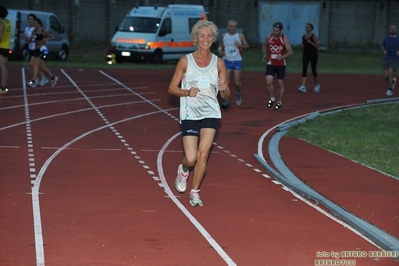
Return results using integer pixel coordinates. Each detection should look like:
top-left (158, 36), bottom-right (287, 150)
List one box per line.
top-left (226, 48), bottom-right (238, 56)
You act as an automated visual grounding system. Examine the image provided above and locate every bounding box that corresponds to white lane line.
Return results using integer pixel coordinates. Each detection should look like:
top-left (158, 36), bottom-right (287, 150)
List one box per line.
top-left (41, 147), bottom-right (121, 151)
top-left (99, 70), bottom-right (236, 265)
top-left (0, 92), bottom-right (156, 111)
top-left (0, 100), bottom-right (157, 131)
top-left (157, 133), bottom-right (237, 266)
top-left (21, 68), bottom-right (45, 266)
top-left (25, 68), bottom-right (255, 266)
top-left (29, 68), bottom-right (180, 266)
top-left (30, 107), bottom-right (176, 266)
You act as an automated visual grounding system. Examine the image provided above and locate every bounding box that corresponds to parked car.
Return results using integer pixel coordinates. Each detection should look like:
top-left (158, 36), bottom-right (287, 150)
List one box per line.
top-left (7, 9), bottom-right (70, 61)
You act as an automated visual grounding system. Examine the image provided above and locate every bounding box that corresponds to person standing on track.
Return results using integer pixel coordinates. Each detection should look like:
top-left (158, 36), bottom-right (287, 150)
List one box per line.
top-left (24, 13), bottom-right (47, 86)
top-left (262, 21), bottom-right (293, 110)
top-left (298, 23), bottom-right (320, 93)
top-left (26, 18), bottom-right (58, 88)
top-left (0, 5), bottom-right (11, 95)
top-left (168, 20), bottom-right (230, 207)
top-left (382, 24), bottom-right (399, 97)
top-left (218, 19), bottom-right (249, 107)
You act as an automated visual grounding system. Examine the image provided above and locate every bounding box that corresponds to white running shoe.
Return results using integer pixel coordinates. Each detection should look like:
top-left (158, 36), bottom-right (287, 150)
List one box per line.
top-left (386, 89), bottom-right (393, 96)
top-left (40, 77), bottom-right (49, 86)
top-left (314, 84), bottom-right (320, 93)
top-left (27, 80), bottom-right (39, 88)
top-left (298, 86), bottom-right (306, 93)
top-left (392, 78), bottom-right (396, 90)
top-left (175, 164), bottom-right (189, 193)
top-left (51, 76), bottom-right (59, 87)
top-left (236, 93), bottom-right (242, 106)
top-left (189, 191), bottom-right (203, 207)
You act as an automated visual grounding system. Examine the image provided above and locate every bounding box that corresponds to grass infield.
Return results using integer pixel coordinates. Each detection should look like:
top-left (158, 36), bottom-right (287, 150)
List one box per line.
top-left (286, 103), bottom-right (399, 178)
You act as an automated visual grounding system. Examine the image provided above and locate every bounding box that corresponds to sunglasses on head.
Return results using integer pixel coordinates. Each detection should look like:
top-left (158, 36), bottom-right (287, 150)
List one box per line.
top-left (273, 23), bottom-right (282, 29)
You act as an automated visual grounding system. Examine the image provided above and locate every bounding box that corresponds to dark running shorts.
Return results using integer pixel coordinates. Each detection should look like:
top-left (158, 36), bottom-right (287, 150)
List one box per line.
top-left (383, 59), bottom-right (399, 71)
top-left (265, 65), bottom-right (286, 80)
top-left (0, 48), bottom-right (10, 57)
top-left (181, 118), bottom-right (220, 137)
top-left (31, 49), bottom-right (47, 59)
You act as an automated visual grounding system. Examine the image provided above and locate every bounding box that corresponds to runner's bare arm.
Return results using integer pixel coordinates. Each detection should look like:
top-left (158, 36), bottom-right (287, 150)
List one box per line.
top-left (168, 56), bottom-right (191, 97)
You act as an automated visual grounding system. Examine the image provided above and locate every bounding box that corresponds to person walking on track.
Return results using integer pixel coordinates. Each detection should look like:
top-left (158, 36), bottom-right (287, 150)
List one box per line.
top-left (218, 19), bottom-right (249, 107)
top-left (382, 24), bottom-right (399, 96)
top-left (24, 13), bottom-right (47, 86)
top-left (298, 23), bottom-right (320, 93)
top-left (26, 18), bottom-right (58, 88)
top-left (168, 20), bottom-right (230, 207)
top-left (262, 21), bottom-right (293, 110)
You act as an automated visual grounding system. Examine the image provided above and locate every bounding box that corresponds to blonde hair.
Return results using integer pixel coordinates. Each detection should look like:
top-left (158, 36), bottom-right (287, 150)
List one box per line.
top-left (191, 20), bottom-right (218, 45)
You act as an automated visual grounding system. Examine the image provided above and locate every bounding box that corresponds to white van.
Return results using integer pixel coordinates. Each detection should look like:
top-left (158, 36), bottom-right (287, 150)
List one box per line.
top-left (7, 9), bottom-right (70, 61)
top-left (107, 4), bottom-right (207, 64)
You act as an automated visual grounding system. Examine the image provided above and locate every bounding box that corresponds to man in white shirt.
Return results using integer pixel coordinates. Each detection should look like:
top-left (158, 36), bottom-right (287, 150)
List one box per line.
top-left (218, 20), bottom-right (249, 107)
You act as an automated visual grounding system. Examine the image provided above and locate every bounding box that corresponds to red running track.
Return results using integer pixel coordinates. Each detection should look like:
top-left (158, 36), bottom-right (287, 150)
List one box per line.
top-left (0, 66), bottom-right (398, 265)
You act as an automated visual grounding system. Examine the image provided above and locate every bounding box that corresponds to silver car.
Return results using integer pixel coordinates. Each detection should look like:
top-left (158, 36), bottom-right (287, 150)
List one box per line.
top-left (8, 9), bottom-right (70, 61)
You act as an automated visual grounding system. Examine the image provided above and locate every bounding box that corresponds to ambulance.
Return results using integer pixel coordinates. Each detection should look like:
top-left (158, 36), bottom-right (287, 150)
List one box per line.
top-left (107, 4), bottom-right (207, 64)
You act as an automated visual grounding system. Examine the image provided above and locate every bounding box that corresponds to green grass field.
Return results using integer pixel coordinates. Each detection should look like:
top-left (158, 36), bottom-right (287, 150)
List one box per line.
top-left (9, 45), bottom-right (397, 178)
top-left (285, 103), bottom-right (399, 178)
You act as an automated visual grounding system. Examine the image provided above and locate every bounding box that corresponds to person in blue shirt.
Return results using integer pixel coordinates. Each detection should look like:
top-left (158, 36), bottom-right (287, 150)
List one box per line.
top-left (382, 25), bottom-right (399, 96)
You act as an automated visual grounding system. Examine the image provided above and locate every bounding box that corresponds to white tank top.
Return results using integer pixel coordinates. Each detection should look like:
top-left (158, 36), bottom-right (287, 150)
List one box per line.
top-left (180, 53), bottom-right (221, 122)
top-left (223, 33), bottom-right (242, 61)
top-left (24, 26), bottom-right (36, 50)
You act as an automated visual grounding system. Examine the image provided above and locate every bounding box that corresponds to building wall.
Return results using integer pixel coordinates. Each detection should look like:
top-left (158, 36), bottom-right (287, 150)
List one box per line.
top-left (3, 0), bottom-right (398, 48)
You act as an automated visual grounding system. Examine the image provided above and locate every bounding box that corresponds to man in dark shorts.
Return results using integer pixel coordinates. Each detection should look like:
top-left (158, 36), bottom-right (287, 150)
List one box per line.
top-left (262, 21), bottom-right (293, 110)
top-left (382, 24), bottom-right (399, 96)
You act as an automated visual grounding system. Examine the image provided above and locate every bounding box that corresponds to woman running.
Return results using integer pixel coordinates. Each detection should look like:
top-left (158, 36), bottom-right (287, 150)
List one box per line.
top-left (27, 18), bottom-right (58, 88)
